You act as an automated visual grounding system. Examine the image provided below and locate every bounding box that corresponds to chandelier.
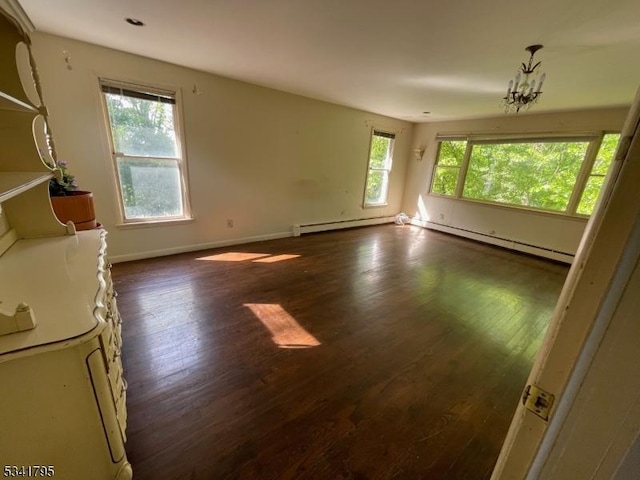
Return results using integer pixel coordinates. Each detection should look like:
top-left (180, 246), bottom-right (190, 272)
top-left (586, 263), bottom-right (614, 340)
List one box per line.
top-left (503, 45), bottom-right (546, 113)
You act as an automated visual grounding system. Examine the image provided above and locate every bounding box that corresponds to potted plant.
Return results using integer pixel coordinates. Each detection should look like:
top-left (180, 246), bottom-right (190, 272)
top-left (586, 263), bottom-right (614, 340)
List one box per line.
top-left (49, 160), bottom-right (97, 231)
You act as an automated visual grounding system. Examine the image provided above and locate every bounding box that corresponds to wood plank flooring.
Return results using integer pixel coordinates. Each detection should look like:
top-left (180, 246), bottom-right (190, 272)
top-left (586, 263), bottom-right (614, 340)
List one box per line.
top-left (112, 225), bottom-right (568, 480)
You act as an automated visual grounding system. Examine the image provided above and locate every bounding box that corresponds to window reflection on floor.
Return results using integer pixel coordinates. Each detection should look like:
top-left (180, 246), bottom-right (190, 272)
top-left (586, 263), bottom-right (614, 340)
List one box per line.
top-left (135, 278), bottom-right (205, 384)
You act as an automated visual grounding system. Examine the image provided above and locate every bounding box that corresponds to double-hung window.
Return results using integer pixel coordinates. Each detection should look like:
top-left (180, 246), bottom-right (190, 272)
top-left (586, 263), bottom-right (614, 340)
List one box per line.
top-left (101, 80), bottom-right (190, 223)
top-left (364, 130), bottom-right (395, 206)
top-left (430, 133), bottom-right (619, 216)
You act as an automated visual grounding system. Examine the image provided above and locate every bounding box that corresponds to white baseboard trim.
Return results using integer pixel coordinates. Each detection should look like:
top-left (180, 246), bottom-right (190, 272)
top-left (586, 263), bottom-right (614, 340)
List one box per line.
top-left (411, 218), bottom-right (574, 264)
top-left (109, 231), bottom-right (292, 263)
top-left (294, 215), bottom-right (396, 236)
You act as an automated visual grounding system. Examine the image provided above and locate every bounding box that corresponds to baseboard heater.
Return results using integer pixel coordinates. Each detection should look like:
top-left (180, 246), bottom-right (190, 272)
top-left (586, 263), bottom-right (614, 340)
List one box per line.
top-left (293, 215), bottom-right (396, 236)
top-left (411, 218), bottom-right (575, 264)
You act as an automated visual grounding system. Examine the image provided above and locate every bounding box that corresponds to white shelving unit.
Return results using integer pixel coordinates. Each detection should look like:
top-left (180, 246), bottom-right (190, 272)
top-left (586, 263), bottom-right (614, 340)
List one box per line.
top-left (0, 7), bottom-right (132, 479)
top-left (0, 171), bottom-right (51, 202)
top-left (0, 90), bottom-right (37, 112)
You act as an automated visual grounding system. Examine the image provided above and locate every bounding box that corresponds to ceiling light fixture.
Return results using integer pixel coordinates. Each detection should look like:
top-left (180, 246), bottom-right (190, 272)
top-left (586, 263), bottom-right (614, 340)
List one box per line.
top-left (125, 18), bottom-right (145, 27)
top-left (503, 44), bottom-right (546, 114)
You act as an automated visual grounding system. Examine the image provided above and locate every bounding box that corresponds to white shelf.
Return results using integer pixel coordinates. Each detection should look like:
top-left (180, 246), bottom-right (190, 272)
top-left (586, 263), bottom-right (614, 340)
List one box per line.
top-left (0, 90), bottom-right (37, 113)
top-left (0, 171), bottom-right (52, 203)
top-left (0, 231), bottom-right (104, 356)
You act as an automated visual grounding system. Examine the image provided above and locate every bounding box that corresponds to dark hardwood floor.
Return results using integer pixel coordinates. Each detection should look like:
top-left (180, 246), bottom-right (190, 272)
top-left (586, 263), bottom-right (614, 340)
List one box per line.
top-left (112, 225), bottom-right (568, 480)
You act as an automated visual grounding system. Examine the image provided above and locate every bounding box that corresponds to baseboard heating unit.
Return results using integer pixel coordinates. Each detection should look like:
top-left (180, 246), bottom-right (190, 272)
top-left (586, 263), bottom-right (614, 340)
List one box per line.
top-left (411, 218), bottom-right (575, 264)
top-left (293, 216), bottom-right (396, 236)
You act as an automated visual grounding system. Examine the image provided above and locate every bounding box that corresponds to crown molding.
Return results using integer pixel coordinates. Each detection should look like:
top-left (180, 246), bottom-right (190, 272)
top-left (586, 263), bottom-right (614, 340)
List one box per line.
top-left (0, 0), bottom-right (35, 34)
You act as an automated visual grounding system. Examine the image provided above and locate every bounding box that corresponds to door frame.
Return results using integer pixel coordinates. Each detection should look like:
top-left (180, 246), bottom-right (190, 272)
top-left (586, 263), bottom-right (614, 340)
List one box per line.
top-left (492, 88), bottom-right (640, 479)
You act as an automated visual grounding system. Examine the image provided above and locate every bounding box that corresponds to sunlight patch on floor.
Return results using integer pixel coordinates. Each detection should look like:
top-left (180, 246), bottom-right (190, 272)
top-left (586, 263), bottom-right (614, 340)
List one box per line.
top-left (245, 303), bottom-right (321, 348)
top-left (252, 254), bottom-right (301, 263)
top-left (196, 252), bottom-right (301, 263)
top-left (197, 252), bottom-right (270, 262)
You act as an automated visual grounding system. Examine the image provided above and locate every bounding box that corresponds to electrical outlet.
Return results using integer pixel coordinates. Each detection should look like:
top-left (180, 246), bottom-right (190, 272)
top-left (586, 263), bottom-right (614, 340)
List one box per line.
top-left (227, 219), bottom-right (234, 228)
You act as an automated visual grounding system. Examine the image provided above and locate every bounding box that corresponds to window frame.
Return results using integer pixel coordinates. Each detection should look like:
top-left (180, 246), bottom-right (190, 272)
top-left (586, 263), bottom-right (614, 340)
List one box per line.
top-left (428, 132), bottom-right (619, 217)
top-left (363, 128), bottom-right (395, 207)
top-left (99, 78), bottom-right (192, 226)
top-left (430, 139), bottom-right (471, 197)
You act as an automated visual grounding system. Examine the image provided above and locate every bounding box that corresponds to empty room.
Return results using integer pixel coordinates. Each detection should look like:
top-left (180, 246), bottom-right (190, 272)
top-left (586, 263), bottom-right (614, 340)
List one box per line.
top-left (1, 1), bottom-right (639, 479)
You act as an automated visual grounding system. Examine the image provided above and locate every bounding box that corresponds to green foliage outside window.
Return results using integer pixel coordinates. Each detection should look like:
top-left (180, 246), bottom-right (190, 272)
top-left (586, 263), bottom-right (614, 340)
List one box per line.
top-left (429, 134), bottom-right (620, 216)
top-left (369, 134), bottom-right (390, 168)
top-left (365, 132), bottom-right (394, 205)
top-left (431, 141), bottom-right (466, 196)
top-left (576, 134), bottom-right (620, 215)
top-left (106, 94), bottom-right (177, 158)
top-left (104, 89), bottom-right (186, 219)
top-left (463, 141), bottom-right (588, 211)
top-left (116, 158), bottom-right (183, 219)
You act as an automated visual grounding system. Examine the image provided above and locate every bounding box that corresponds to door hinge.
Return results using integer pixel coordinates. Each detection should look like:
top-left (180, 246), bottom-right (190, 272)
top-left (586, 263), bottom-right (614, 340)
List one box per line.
top-left (522, 384), bottom-right (555, 421)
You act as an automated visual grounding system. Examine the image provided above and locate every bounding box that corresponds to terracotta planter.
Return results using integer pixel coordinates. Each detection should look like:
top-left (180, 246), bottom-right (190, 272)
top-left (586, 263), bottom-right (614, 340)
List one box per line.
top-left (51, 190), bottom-right (97, 231)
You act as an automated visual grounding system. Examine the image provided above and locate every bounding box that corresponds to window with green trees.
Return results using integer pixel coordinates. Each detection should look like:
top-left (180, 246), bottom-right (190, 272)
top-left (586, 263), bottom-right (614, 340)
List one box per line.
top-left (101, 80), bottom-right (190, 222)
top-left (430, 134), bottom-right (619, 216)
top-left (431, 140), bottom-right (466, 196)
top-left (577, 133), bottom-right (619, 215)
top-left (364, 130), bottom-right (395, 206)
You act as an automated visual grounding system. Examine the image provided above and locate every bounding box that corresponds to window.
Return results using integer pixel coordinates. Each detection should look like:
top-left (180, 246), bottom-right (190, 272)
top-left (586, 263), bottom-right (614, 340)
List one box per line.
top-left (364, 130), bottom-right (395, 206)
top-left (101, 80), bottom-right (190, 222)
top-left (430, 133), bottom-right (620, 216)
top-left (577, 134), bottom-right (619, 215)
top-left (464, 140), bottom-right (589, 211)
top-left (431, 140), bottom-right (467, 196)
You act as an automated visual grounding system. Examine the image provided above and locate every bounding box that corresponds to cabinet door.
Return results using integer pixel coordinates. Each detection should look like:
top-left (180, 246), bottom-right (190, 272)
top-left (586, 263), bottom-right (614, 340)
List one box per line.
top-left (87, 349), bottom-right (126, 462)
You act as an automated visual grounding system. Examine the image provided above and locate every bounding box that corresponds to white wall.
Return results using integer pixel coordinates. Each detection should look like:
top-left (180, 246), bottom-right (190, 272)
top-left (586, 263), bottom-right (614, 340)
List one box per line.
top-left (539, 254), bottom-right (640, 479)
top-left (30, 32), bottom-right (412, 260)
top-left (402, 108), bottom-right (628, 261)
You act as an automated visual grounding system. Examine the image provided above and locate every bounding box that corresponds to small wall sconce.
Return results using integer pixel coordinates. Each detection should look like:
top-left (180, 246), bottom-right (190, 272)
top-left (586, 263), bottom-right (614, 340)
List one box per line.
top-left (413, 148), bottom-right (425, 160)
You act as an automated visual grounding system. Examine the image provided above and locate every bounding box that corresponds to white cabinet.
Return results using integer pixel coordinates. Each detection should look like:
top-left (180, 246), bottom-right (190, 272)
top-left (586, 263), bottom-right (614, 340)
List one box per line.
top-left (0, 6), bottom-right (132, 479)
top-left (0, 232), bottom-right (132, 479)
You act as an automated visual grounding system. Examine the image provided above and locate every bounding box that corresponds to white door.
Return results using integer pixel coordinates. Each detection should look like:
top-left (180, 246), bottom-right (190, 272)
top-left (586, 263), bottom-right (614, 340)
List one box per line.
top-left (492, 88), bottom-right (640, 480)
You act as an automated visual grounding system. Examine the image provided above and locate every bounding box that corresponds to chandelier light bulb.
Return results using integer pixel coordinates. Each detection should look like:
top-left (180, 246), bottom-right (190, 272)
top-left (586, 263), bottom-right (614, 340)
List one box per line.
top-left (538, 73), bottom-right (546, 91)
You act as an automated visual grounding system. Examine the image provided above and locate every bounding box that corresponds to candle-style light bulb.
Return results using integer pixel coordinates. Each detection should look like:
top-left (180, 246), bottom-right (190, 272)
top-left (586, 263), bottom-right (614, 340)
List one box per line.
top-left (537, 73), bottom-right (546, 91)
top-left (513, 73), bottom-right (521, 93)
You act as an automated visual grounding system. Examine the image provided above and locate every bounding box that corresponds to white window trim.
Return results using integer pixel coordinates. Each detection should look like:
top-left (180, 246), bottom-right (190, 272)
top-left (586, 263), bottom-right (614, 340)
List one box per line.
top-left (363, 128), bottom-right (395, 207)
top-left (429, 132), bottom-right (618, 218)
top-left (99, 78), bottom-right (192, 226)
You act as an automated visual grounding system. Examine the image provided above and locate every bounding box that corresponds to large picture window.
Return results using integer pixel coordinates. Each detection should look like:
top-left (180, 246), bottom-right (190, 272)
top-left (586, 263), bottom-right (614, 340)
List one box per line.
top-left (101, 80), bottom-right (190, 222)
top-left (430, 133), bottom-right (619, 216)
top-left (364, 130), bottom-right (395, 206)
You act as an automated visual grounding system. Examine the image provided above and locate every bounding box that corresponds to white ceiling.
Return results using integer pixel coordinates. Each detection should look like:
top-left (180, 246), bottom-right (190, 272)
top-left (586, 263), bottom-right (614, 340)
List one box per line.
top-left (17, 0), bottom-right (640, 121)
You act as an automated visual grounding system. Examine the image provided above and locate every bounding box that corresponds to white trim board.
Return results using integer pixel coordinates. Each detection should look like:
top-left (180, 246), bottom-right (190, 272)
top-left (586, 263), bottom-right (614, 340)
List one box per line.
top-left (111, 216), bottom-right (397, 263)
top-left (411, 218), bottom-right (574, 264)
top-left (109, 231), bottom-right (291, 263)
